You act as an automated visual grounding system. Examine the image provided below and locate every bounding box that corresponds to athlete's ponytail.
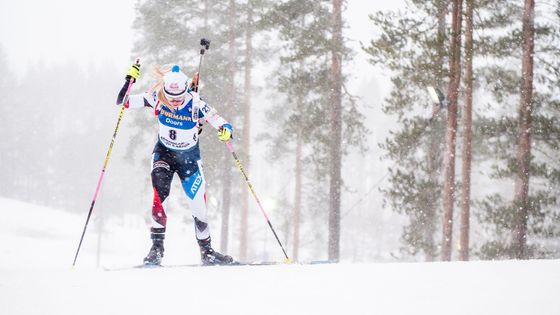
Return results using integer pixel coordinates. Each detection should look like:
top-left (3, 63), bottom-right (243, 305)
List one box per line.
top-left (148, 65), bottom-right (174, 110)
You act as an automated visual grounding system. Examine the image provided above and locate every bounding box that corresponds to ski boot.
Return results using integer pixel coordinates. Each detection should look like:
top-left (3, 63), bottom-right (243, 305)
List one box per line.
top-left (198, 238), bottom-right (235, 265)
top-left (143, 228), bottom-right (165, 266)
top-left (143, 241), bottom-right (164, 266)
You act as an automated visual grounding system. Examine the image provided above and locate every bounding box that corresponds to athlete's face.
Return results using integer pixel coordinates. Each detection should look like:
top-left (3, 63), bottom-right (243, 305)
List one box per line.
top-left (168, 95), bottom-right (185, 107)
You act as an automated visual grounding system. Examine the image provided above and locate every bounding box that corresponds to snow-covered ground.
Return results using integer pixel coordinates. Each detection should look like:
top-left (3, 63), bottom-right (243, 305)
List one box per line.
top-left (1, 197), bottom-right (559, 315)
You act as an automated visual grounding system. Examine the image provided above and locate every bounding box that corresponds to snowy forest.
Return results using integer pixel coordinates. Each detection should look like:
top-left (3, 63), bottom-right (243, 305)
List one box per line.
top-left (1, 0), bottom-right (559, 266)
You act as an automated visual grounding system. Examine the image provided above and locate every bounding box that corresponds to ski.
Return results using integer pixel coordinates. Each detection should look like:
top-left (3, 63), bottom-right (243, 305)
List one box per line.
top-left (102, 260), bottom-right (335, 272)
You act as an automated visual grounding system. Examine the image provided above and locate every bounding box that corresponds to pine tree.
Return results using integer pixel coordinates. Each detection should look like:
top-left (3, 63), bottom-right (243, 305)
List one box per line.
top-left (512, 0), bottom-right (535, 259)
top-left (459, 0), bottom-right (474, 261)
top-left (441, 0), bottom-right (463, 262)
top-left (474, 0), bottom-right (560, 259)
top-left (364, 0), bottom-right (450, 261)
top-left (261, 0), bottom-right (366, 260)
top-left (327, 0), bottom-right (343, 261)
top-left (230, 0), bottom-right (274, 260)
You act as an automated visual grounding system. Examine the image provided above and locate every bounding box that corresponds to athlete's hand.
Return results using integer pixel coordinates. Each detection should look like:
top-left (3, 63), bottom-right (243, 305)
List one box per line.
top-left (218, 124), bottom-right (233, 141)
top-left (126, 63), bottom-right (141, 82)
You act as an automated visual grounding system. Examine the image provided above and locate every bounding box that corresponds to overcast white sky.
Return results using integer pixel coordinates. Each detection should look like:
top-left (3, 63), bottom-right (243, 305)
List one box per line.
top-left (0, 0), bottom-right (135, 74)
top-left (0, 1), bottom-right (403, 76)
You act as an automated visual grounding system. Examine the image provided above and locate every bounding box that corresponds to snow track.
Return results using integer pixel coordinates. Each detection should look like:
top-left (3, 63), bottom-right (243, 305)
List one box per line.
top-left (1, 198), bottom-right (559, 315)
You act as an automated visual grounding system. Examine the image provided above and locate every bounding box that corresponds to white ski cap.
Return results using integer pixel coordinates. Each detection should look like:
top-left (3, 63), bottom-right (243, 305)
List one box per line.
top-left (163, 65), bottom-right (188, 99)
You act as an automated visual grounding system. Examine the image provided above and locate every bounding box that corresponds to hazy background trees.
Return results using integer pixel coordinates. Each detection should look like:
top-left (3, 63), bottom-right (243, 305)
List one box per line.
top-left (364, 1), bottom-right (450, 261)
top-left (366, 0), bottom-right (560, 261)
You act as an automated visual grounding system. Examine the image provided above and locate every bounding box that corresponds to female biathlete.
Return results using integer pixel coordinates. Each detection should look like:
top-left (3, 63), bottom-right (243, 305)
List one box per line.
top-left (117, 63), bottom-right (234, 266)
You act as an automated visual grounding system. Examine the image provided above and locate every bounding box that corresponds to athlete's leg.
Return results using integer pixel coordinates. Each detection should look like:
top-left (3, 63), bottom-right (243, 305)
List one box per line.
top-left (179, 159), bottom-right (210, 241)
top-left (150, 154), bottom-right (174, 241)
top-left (143, 147), bottom-right (175, 265)
top-left (179, 158), bottom-right (234, 264)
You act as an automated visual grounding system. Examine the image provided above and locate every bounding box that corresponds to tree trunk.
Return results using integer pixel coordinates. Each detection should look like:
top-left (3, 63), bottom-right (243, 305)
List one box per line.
top-left (239, 1), bottom-right (253, 262)
top-left (328, 0), bottom-right (343, 261)
top-left (441, 0), bottom-right (463, 261)
top-left (293, 130), bottom-right (302, 261)
top-left (513, 0), bottom-right (535, 259)
top-left (459, 0), bottom-right (474, 262)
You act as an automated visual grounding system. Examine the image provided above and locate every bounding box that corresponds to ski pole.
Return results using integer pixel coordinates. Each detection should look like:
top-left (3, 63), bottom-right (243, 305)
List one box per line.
top-left (72, 59), bottom-right (140, 267)
top-left (193, 38), bottom-right (211, 92)
top-left (225, 141), bottom-right (291, 263)
top-left (191, 38), bottom-right (210, 125)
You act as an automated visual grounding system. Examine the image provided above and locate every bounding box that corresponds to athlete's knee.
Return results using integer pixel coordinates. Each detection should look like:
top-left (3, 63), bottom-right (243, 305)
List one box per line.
top-left (194, 216), bottom-right (208, 233)
top-left (151, 161), bottom-right (172, 198)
